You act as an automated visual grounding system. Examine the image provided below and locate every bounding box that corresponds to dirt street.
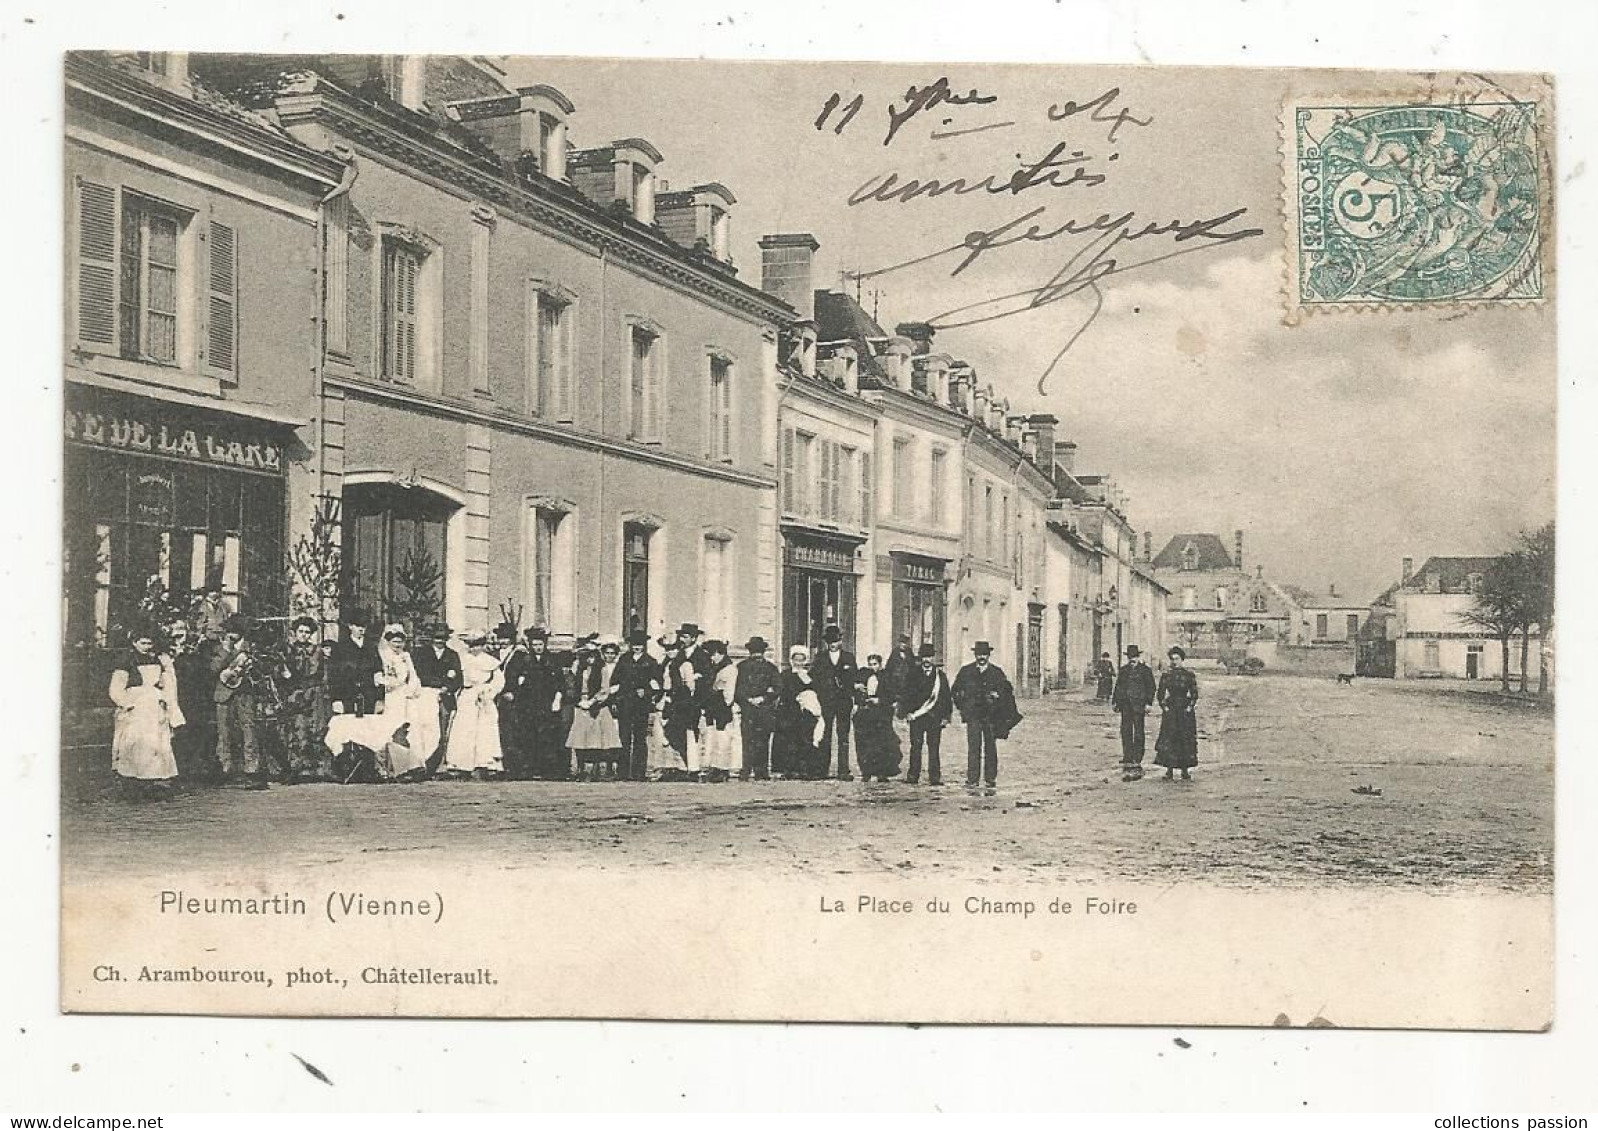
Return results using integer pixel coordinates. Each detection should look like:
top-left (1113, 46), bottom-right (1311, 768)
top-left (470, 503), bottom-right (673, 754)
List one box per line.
top-left (64, 674), bottom-right (1553, 891)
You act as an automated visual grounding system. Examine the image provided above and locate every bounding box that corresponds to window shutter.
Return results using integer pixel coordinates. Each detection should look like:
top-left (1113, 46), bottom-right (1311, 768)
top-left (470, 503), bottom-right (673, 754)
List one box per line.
top-left (829, 442), bottom-right (842, 521)
top-left (720, 366), bottom-right (732, 461)
top-left (205, 217), bottom-right (238, 382)
top-left (859, 450), bottom-right (872, 526)
top-left (75, 179), bottom-right (119, 354)
top-left (781, 428), bottom-right (795, 513)
top-left (643, 340), bottom-right (661, 441)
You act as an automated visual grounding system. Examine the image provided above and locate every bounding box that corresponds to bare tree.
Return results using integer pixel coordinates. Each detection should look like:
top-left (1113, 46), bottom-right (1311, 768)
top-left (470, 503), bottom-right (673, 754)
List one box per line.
top-left (1458, 556), bottom-right (1522, 694)
top-left (1521, 522), bottom-right (1555, 697)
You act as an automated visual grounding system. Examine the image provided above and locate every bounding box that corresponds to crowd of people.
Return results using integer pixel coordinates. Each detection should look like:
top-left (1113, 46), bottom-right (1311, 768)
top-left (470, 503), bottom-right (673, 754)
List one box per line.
top-left (104, 600), bottom-right (1201, 799)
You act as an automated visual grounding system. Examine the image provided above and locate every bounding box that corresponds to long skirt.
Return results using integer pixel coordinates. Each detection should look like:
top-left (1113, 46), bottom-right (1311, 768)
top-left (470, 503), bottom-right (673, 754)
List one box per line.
top-left (567, 705), bottom-right (621, 753)
top-left (112, 690), bottom-right (180, 780)
top-left (701, 717), bottom-right (742, 773)
top-left (1153, 707), bottom-right (1199, 769)
top-left (855, 705), bottom-right (903, 779)
top-left (443, 691), bottom-right (503, 773)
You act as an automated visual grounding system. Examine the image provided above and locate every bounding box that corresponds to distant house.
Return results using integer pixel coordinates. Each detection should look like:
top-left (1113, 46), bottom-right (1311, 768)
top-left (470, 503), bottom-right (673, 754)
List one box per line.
top-left (1151, 531), bottom-right (1299, 658)
top-left (1297, 585), bottom-right (1371, 645)
top-left (1393, 555), bottom-right (1542, 681)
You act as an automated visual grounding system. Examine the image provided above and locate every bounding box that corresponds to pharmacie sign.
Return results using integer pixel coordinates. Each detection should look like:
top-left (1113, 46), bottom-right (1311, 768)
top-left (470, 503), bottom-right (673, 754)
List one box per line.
top-left (64, 391), bottom-right (285, 473)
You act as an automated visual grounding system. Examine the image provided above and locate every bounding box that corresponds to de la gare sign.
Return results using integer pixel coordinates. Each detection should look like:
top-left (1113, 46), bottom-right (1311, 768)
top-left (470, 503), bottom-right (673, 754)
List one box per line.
top-left (65, 406), bottom-right (284, 473)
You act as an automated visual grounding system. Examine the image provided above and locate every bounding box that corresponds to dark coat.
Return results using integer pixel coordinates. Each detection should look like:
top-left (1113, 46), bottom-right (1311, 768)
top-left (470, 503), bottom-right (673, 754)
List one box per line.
top-left (951, 661), bottom-right (1022, 738)
top-left (327, 636), bottom-right (383, 715)
top-left (881, 647), bottom-right (917, 711)
top-left (611, 651), bottom-right (663, 715)
top-left (903, 665), bottom-right (953, 727)
top-left (734, 656), bottom-right (782, 726)
top-left (411, 644), bottom-right (464, 700)
top-left (1154, 666), bottom-right (1200, 769)
top-left (502, 650), bottom-right (564, 718)
top-left (1111, 661), bottom-right (1157, 712)
top-left (810, 646), bottom-right (859, 713)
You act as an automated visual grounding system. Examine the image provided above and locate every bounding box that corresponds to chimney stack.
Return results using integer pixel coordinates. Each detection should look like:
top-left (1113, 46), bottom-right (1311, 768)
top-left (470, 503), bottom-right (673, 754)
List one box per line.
top-left (1234, 529), bottom-right (1244, 569)
top-left (758, 233), bottom-right (819, 321)
top-left (1025, 414), bottom-right (1058, 472)
top-left (895, 321), bottom-right (935, 356)
top-left (1329, 582), bottom-right (1338, 599)
top-left (1402, 556), bottom-right (1414, 583)
top-left (1054, 440), bottom-right (1078, 476)
top-left (1144, 531), bottom-right (1152, 562)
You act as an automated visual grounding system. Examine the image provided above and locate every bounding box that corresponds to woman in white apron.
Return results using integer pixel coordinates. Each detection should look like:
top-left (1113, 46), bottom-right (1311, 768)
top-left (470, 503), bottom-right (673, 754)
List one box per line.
top-left (376, 624), bottom-right (437, 779)
top-left (108, 625), bottom-right (184, 795)
top-left (442, 633), bottom-right (505, 778)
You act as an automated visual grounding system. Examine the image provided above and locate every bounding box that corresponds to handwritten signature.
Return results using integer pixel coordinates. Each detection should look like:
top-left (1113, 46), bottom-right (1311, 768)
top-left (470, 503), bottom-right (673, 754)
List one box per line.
top-left (855, 205), bottom-right (1264, 393)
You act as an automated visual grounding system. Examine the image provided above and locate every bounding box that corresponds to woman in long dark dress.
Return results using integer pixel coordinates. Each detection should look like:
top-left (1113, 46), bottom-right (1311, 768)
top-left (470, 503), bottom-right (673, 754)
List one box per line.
top-left (852, 655), bottom-right (903, 783)
top-left (773, 645), bottom-right (825, 779)
top-left (1153, 645), bottom-right (1200, 781)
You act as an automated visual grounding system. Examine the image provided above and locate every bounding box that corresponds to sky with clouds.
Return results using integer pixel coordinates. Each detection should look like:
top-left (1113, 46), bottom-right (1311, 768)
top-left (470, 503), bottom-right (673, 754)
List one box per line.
top-left (509, 57), bottom-right (1555, 602)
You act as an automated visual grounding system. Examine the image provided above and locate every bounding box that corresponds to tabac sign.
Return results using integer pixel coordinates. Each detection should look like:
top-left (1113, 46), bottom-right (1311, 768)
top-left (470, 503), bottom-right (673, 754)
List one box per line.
top-left (64, 386), bottom-right (287, 475)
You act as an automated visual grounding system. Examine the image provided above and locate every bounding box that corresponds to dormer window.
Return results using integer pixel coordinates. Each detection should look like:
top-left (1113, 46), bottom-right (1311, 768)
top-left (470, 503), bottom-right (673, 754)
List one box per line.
top-left (538, 115), bottom-right (563, 179)
top-left (1251, 592), bottom-right (1268, 613)
top-left (631, 164), bottom-right (655, 224)
top-left (1181, 542), bottom-right (1199, 571)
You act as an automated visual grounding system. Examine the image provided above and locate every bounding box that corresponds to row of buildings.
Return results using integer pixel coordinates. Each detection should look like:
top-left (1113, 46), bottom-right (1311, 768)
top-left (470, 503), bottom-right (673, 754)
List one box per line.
top-left (62, 50), bottom-right (1169, 716)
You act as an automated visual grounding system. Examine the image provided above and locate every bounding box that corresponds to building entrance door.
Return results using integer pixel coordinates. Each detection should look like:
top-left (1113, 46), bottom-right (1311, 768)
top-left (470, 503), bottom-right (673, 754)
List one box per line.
top-left (1466, 647), bottom-right (1481, 680)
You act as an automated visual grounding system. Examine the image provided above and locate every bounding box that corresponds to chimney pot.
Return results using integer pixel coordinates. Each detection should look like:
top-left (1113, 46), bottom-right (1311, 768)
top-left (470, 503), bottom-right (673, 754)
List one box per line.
top-left (1401, 556), bottom-right (1414, 583)
top-left (894, 322), bottom-right (935, 355)
top-left (758, 233), bottom-right (818, 322)
top-left (1234, 529), bottom-right (1244, 570)
top-left (1054, 440), bottom-right (1078, 476)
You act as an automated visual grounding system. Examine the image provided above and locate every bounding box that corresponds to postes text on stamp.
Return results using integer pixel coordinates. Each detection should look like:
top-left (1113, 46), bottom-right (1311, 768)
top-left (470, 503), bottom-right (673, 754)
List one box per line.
top-left (1289, 99), bottom-right (1545, 308)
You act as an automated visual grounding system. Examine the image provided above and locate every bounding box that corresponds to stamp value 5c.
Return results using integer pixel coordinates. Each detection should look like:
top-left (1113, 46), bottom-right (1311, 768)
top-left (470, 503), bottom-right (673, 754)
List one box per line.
top-left (1287, 96), bottom-right (1547, 309)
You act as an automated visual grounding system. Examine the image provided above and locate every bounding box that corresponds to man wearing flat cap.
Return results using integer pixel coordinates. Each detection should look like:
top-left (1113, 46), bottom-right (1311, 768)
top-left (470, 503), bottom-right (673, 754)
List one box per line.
top-left (735, 636), bottom-right (781, 780)
top-left (1111, 644), bottom-right (1158, 782)
top-left (611, 628), bottom-right (663, 781)
top-left (810, 623), bottom-right (859, 780)
top-left (951, 641), bottom-right (1021, 787)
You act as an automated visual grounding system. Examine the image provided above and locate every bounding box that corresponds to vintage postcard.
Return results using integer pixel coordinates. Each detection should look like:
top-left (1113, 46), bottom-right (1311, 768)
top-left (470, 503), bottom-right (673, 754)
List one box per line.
top-left (59, 52), bottom-right (1555, 1027)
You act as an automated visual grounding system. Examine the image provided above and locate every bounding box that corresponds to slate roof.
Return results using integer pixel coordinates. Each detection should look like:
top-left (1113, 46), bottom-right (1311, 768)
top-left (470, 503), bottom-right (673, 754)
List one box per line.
top-left (814, 290), bottom-right (890, 379)
top-left (1401, 556), bottom-right (1501, 594)
top-left (1151, 533), bottom-right (1238, 572)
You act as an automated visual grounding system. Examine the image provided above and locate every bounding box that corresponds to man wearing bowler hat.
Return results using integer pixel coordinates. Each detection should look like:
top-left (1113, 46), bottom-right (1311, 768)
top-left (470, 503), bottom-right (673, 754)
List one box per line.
top-left (951, 640), bottom-right (1020, 787)
top-left (902, 643), bottom-right (952, 785)
top-left (810, 623), bottom-right (859, 780)
top-left (734, 636), bottom-right (781, 780)
top-left (1111, 644), bottom-right (1158, 781)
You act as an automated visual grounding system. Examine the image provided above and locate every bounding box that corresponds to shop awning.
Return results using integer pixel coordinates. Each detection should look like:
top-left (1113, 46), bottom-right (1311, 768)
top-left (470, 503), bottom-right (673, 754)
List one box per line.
top-left (66, 368), bottom-right (310, 428)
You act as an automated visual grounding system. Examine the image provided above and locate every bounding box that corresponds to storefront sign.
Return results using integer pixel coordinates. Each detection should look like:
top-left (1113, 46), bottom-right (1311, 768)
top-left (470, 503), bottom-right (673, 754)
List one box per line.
top-left (784, 535), bottom-right (857, 574)
top-left (891, 553), bottom-right (947, 586)
top-left (64, 405), bottom-right (284, 473)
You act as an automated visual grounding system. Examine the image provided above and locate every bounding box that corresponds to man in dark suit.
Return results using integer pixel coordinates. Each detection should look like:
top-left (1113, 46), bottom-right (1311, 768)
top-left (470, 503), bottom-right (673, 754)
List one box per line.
top-left (734, 636), bottom-right (781, 780)
top-left (611, 629), bottom-right (662, 781)
top-left (1111, 644), bottom-right (1158, 782)
top-left (951, 641), bottom-right (1019, 788)
top-left (1093, 652), bottom-right (1117, 700)
top-left (810, 624), bottom-right (858, 780)
top-left (881, 634), bottom-right (916, 714)
top-left (902, 643), bottom-right (952, 785)
top-left (412, 622), bottom-right (463, 773)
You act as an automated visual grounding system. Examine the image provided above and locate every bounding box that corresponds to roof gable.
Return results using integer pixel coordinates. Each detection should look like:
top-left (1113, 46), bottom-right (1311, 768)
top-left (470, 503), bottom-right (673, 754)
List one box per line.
top-left (1152, 533), bottom-right (1237, 571)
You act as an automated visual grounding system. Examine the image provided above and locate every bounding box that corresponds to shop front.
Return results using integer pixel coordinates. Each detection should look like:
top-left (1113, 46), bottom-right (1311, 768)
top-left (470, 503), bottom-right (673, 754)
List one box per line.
top-left (62, 383), bottom-right (296, 740)
top-left (781, 529), bottom-right (862, 654)
top-left (888, 551), bottom-right (948, 661)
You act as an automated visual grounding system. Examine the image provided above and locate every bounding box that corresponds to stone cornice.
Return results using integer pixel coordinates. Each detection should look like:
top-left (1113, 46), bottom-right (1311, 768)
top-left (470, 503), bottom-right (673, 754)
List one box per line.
top-left (65, 55), bottom-right (345, 192)
top-left (274, 80), bottom-right (795, 326)
top-left (783, 370), bottom-right (881, 420)
top-left (328, 374), bottom-right (777, 489)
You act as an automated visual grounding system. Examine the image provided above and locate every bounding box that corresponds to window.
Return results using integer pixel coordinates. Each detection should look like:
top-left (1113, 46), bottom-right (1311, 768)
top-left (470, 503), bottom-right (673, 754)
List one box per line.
top-left (709, 205), bottom-right (730, 261)
top-left (622, 522), bottom-right (653, 636)
top-left (858, 449), bottom-right (873, 525)
top-left (984, 485), bottom-right (995, 560)
top-left (1000, 493), bottom-right (1010, 565)
top-left (781, 428), bottom-right (797, 514)
top-left (1423, 639), bottom-right (1441, 669)
top-left (795, 432), bottom-right (816, 515)
top-left (121, 198), bottom-right (181, 364)
top-left (839, 445), bottom-right (857, 526)
top-left (343, 483), bottom-right (454, 627)
top-left (708, 356), bottom-right (732, 461)
top-left (632, 164), bottom-right (655, 224)
top-left (538, 115), bottom-right (564, 179)
top-left (628, 325), bottom-right (662, 442)
top-left (818, 439), bottom-right (839, 522)
top-left (929, 449), bottom-right (946, 524)
top-left (965, 475), bottom-right (976, 546)
top-left (382, 239), bottom-right (422, 383)
top-left (528, 505), bottom-right (573, 633)
top-left (1347, 614), bottom-right (1360, 638)
top-left (701, 533), bottom-right (732, 631)
top-left (1251, 592), bottom-right (1268, 613)
top-left (529, 291), bottom-right (573, 420)
top-left (1181, 543), bottom-right (1199, 571)
top-left (1215, 586), bottom-right (1228, 609)
top-left (74, 182), bottom-right (238, 381)
top-left (1182, 587), bottom-right (1197, 610)
top-left (892, 436), bottom-right (911, 517)
top-left (1316, 613), bottom-right (1329, 638)
top-left (325, 195), bottom-right (350, 355)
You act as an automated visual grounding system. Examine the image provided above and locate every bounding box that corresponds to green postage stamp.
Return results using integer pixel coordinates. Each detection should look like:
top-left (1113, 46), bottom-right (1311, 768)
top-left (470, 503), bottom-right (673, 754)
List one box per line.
top-left (1287, 88), bottom-right (1549, 310)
